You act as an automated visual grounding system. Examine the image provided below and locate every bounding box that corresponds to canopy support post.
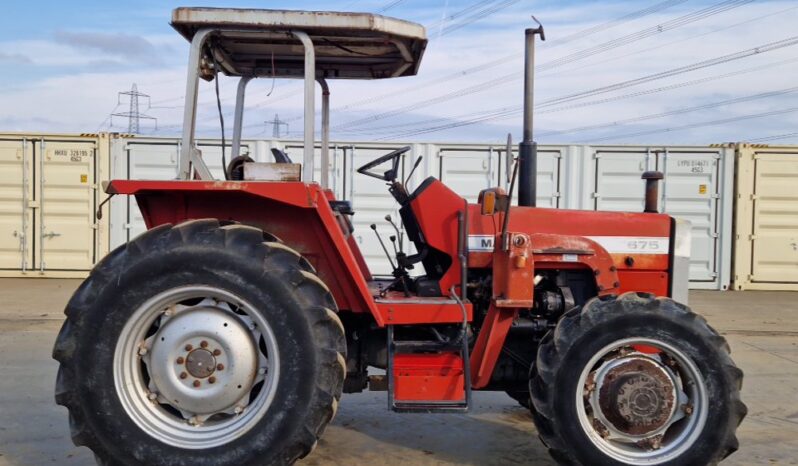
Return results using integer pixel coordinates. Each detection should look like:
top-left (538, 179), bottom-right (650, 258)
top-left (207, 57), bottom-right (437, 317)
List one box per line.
top-left (178, 27), bottom-right (214, 180)
top-left (231, 76), bottom-right (252, 161)
top-left (318, 77), bottom-right (330, 189)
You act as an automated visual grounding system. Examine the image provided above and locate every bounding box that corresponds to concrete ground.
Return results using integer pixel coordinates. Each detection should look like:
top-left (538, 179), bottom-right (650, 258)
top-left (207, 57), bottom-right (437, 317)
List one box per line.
top-left (0, 278), bottom-right (796, 466)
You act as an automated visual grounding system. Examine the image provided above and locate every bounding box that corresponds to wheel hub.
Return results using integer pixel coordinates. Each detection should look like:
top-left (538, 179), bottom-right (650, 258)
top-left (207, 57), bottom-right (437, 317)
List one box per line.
top-left (588, 354), bottom-right (680, 440)
top-left (146, 306), bottom-right (260, 415)
top-left (597, 358), bottom-right (676, 436)
top-left (186, 349), bottom-right (216, 378)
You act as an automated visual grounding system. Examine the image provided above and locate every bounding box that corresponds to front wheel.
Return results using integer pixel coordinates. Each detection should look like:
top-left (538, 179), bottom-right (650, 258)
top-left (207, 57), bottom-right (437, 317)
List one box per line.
top-left (53, 220), bottom-right (346, 465)
top-left (530, 292), bottom-right (746, 466)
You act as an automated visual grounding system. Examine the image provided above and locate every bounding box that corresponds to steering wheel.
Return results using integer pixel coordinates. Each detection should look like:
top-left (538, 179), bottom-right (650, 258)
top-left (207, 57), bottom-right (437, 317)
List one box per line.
top-left (356, 146), bottom-right (411, 181)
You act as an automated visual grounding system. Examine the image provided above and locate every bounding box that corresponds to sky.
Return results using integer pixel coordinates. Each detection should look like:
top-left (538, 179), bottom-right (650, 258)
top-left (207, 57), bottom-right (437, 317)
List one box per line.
top-left (1, 0), bottom-right (798, 145)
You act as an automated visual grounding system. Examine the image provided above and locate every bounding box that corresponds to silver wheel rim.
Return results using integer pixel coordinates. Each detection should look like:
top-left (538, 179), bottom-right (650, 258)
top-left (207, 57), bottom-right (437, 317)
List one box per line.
top-left (114, 285), bottom-right (280, 449)
top-left (575, 337), bottom-right (708, 464)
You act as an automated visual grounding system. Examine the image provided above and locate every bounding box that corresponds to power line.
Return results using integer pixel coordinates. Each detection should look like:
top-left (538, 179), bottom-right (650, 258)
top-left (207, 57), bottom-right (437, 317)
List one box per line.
top-left (582, 106), bottom-right (798, 143)
top-left (438, 0), bottom-right (521, 36)
top-left (541, 86), bottom-right (798, 138)
top-left (334, 0), bottom-right (755, 130)
top-left (377, 0), bottom-right (407, 13)
top-left (745, 131), bottom-right (798, 143)
top-left (336, 57), bottom-right (798, 138)
top-left (372, 54), bottom-right (798, 140)
top-left (306, 0), bottom-right (691, 124)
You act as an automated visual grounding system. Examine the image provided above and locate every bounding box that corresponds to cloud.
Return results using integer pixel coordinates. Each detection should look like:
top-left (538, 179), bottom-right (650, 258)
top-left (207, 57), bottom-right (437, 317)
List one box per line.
top-left (0, 52), bottom-right (32, 64)
top-left (53, 30), bottom-right (165, 65)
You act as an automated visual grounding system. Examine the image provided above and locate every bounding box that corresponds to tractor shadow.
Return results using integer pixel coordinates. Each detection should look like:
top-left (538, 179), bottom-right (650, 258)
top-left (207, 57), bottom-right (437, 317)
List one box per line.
top-left (302, 390), bottom-right (556, 466)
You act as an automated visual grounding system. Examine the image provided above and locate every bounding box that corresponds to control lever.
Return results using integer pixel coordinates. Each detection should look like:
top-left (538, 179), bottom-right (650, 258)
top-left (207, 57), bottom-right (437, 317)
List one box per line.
top-left (403, 155), bottom-right (423, 186)
top-left (370, 224), bottom-right (397, 271)
top-left (389, 235), bottom-right (399, 257)
top-left (384, 214), bottom-right (403, 252)
top-left (372, 225), bottom-right (411, 297)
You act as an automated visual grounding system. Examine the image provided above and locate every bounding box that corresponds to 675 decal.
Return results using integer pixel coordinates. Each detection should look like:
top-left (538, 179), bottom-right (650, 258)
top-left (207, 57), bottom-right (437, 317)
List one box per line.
top-left (626, 240), bottom-right (662, 251)
top-left (587, 236), bottom-right (670, 255)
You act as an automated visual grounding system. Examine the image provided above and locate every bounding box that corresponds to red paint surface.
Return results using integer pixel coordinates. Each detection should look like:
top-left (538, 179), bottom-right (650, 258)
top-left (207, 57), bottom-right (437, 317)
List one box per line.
top-left (393, 353), bottom-right (465, 402)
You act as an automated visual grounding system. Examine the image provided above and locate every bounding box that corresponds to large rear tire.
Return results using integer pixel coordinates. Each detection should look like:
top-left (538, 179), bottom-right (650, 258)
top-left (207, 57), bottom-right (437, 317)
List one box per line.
top-left (530, 292), bottom-right (746, 466)
top-left (53, 219), bottom-right (346, 466)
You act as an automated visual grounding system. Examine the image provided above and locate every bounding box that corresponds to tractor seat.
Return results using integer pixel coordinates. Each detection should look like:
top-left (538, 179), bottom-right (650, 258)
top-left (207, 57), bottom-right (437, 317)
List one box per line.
top-left (329, 200), bottom-right (354, 216)
top-left (271, 148), bottom-right (293, 164)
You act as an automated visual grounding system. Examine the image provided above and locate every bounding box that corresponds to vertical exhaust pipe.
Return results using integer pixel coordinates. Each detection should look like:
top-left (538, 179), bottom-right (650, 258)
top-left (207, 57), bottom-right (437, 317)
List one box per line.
top-left (642, 171), bottom-right (664, 213)
top-left (518, 18), bottom-right (545, 207)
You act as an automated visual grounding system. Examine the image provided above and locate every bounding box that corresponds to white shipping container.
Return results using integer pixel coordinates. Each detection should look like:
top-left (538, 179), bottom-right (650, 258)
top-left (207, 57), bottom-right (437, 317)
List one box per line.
top-left (585, 146), bottom-right (733, 290)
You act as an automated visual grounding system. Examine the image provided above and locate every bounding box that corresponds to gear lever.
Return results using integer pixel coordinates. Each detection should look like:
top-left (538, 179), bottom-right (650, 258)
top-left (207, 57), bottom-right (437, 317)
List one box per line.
top-left (384, 214), bottom-right (403, 251)
top-left (370, 224), bottom-right (396, 271)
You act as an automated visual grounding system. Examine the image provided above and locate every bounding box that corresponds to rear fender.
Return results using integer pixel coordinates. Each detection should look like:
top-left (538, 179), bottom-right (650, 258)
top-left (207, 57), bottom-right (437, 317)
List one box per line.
top-left (106, 180), bottom-right (383, 322)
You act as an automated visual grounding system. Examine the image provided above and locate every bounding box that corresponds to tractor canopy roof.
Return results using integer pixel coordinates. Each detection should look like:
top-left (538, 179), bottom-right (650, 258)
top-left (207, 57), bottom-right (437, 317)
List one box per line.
top-left (171, 7), bottom-right (428, 80)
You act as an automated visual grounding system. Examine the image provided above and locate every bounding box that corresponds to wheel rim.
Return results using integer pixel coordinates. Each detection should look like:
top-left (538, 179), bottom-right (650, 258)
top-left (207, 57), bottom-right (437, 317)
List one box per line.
top-left (575, 337), bottom-right (708, 464)
top-left (114, 286), bottom-right (280, 449)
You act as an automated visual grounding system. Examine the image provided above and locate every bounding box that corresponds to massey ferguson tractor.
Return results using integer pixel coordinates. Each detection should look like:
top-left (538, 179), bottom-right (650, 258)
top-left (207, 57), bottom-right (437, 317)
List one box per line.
top-left (53, 7), bottom-right (745, 466)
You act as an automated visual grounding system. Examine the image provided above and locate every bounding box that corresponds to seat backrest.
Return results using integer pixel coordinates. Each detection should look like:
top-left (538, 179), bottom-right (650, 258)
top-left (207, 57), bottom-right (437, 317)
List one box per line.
top-left (271, 148), bottom-right (293, 164)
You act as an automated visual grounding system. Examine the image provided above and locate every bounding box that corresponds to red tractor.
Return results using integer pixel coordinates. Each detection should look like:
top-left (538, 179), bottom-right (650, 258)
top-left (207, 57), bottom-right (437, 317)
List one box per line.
top-left (53, 8), bottom-right (745, 466)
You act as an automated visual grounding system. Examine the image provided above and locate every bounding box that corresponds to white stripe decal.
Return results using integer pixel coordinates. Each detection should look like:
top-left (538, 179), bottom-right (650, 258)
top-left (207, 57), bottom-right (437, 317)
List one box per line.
top-left (586, 236), bottom-right (670, 255)
top-left (467, 235), bottom-right (670, 255)
top-left (468, 235), bottom-right (495, 252)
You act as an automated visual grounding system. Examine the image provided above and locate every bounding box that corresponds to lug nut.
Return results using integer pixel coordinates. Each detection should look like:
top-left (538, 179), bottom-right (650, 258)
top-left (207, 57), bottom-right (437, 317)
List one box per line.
top-left (180, 372), bottom-right (188, 379)
top-left (200, 340), bottom-right (209, 348)
top-left (217, 363), bottom-right (224, 371)
top-left (234, 405), bottom-right (244, 414)
top-left (138, 347), bottom-right (148, 356)
top-left (193, 380), bottom-right (201, 388)
top-left (147, 392), bottom-right (158, 400)
top-left (209, 376), bottom-right (216, 384)
top-left (213, 349), bottom-right (221, 356)
top-left (176, 356), bottom-right (185, 364)
top-left (185, 344), bottom-right (193, 351)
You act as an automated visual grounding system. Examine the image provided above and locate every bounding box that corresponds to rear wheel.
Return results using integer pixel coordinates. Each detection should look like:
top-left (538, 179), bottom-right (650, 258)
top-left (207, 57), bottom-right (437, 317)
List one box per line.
top-left (53, 219), bottom-right (346, 465)
top-left (530, 292), bottom-right (746, 466)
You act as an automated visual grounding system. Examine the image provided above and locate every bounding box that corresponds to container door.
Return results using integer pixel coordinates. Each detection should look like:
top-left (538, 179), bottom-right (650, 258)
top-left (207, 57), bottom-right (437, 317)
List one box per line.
top-left (439, 148), bottom-right (498, 202)
top-left (37, 139), bottom-right (97, 271)
top-left (0, 139), bottom-right (33, 271)
top-left (124, 141), bottom-right (180, 242)
top-left (504, 148), bottom-right (561, 208)
top-left (751, 153), bottom-right (798, 283)
top-left (593, 150), bottom-right (652, 211)
top-left (346, 145), bottom-right (407, 276)
top-left (659, 150), bottom-right (720, 283)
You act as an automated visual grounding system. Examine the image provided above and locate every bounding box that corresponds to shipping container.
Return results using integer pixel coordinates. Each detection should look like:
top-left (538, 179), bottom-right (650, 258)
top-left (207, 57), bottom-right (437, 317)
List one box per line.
top-left (733, 144), bottom-right (798, 290)
top-left (0, 133), bottom-right (110, 278)
top-left (580, 146), bottom-right (734, 290)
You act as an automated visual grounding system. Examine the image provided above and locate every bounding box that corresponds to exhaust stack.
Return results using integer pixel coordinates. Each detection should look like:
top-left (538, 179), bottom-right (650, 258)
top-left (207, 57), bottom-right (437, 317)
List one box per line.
top-left (642, 171), bottom-right (664, 213)
top-left (518, 18), bottom-right (545, 207)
